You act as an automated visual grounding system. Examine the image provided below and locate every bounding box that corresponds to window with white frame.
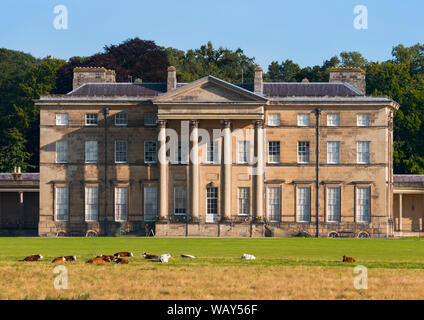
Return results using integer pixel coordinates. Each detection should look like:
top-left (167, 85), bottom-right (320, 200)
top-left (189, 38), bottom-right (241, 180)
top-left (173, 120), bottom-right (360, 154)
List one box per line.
top-left (237, 141), bottom-right (250, 164)
top-left (267, 187), bottom-right (281, 222)
top-left (207, 187), bottom-right (218, 215)
top-left (85, 141), bottom-right (98, 163)
top-left (206, 141), bottom-right (219, 164)
top-left (297, 141), bottom-right (310, 164)
top-left (268, 141), bottom-right (280, 163)
top-left (56, 113), bottom-right (68, 126)
top-left (85, 113), bottom-right (98, 126)
top-left (115, 113), bottom-right (128, 126)
top-left (144, 187), bottom-right (157, 222)
top-left (238, 187), bottom-right (250, 216)
top-left (327, 187), bottom-right (341, 222)
top-left (115, 141), bottom-right (128, 163)
top-left (357, 187), bottom-right (370, 222)
top-left (327, 114), bottom-right (340, 126)
top-left (144, 141), bottom-right (157, 163)
top-left (56, 141), bottom-right (68, 163)
top-left (357, 114), bottom-right (370, 126)
top-left (268, 114), bottom-right (280, 126)
top-left (114, 187), bottom-right (128, 221)
top-left (357, 141), bottom-right (370, 164)
top-left (174, 187), bottom-right (187, 215)
top-left (297, 187), bottom-right (311, 222)
top-left (327, 141), bottom-right (340, 164)
top-left (55, 186), bottom-right (69, 221)
top-left (144, 113), bottom-right (157, 126)
top-left (85, 186), bottom-right (98, 221)
top-left (297, 114), bottom-right (310, 126)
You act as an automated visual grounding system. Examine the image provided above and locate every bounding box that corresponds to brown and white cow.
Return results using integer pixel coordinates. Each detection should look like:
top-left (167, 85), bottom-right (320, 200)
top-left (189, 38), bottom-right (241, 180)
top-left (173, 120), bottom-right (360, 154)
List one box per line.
top-left (64, 256), bottom-right (77, 262)
top-left (23, 254), bottom-right (43, 262)
top-left (114, 252), bottom-right (133, 258)
top-left (52, 256), bottom-right (77, 263)
top-left (87, 256), bottom-right (108, 264)
top-left (113, 257), bottom-right (129, 264)
top-left (141, 252), bottom-right (158, 260)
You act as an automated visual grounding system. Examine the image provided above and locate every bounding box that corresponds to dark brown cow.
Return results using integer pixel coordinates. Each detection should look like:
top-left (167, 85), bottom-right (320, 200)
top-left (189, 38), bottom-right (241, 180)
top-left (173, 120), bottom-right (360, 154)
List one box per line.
top-left (23, 254), bottom-right (43, 262)
top-left (343, 256), bottom-right (356, 263)
top-left (114, 252), bottom-right (134, 258)
top-left (142, 252), bottom-right (158, 260)
top-left (64, 256), bottom-right (77, 262)
top-left (113, 257), bottom-right (129, 264)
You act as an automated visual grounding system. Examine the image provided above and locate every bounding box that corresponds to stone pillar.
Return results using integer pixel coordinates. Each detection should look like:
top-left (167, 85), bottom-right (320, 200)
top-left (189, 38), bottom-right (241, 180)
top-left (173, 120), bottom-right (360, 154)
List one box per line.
top-left (222, 120), bottom-right (232, 219)
top-left (399, 193), bottom-right (403, 233)
top-left (167, 66), bottom-right (177, 91)
top-left (19, 192), bottom-right (24, 230)
top-left (254, 120), bottom-right (265, 219)
top-left (158, 120), bottom-right (168, 219)
top-left (254, 66), bottom-right (263, 95)
top-left (190, 120), bottom-right (200, 218)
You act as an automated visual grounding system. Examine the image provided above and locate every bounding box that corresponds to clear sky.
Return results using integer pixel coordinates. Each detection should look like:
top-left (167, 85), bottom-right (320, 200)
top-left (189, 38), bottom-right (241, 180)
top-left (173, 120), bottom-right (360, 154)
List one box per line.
top-left (0, 0), bottom-right (422, 69)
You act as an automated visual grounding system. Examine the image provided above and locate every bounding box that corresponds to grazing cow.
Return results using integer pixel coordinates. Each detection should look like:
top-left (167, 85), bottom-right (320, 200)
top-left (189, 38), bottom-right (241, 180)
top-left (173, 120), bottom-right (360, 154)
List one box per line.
top-left (142, 252), bottom-right (159, 260)
top-left (157, 253), bottom-right (171, 263)
top-left (114, 252), bottom-right (133, 258)
top-left (87, 256), bottom-right (108, 264)
top-left (113, 257), bottom-right (129, 264)
top-left (64, 256), bottom-right (77, 262)
top-left (181, 254), bottom-right (196, 259)
top-left (343, 256), bottom-right (356, 263)
top-left (23, 254), bottom-right (43, 262)
top-left (241, 254), bottom-right (256, 260)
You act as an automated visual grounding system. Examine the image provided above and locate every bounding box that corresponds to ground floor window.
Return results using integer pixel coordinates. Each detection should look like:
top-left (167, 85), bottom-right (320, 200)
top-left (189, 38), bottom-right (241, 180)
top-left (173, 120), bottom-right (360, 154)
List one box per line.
top-left (207, 187), bottom-right (218, 215)
top-left (85, 186), bottom-right (98, 221)
top-left (144, 187), bottom-right (157, 222)
top-left (55, 186), bottom-right (69, 221)
top-left (114, 187), bottom-right (128, 221)
top-left (297, 187), bottom-right (311, 222)
top-left (357, 187), bottom-right (371, 222)
top-left (326, 187), bottom-right (341, 222)
top-left (238, 187), bottom-right (250, 216)
top-left (267, 187), bottom-right (281, 221)
top-left (174, 187), bottom-right (187, 215)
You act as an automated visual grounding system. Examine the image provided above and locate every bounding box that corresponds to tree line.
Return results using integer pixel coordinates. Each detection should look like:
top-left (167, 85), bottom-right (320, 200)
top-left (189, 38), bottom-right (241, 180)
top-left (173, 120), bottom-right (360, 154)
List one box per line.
top-left (0, 38), bottom-right (422, 174)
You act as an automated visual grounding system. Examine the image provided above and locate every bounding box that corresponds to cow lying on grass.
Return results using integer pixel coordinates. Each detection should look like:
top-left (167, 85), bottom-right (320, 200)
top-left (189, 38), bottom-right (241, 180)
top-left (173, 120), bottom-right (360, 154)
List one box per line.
top-left (158, 253), bottom-right (171, 263)
top-left (241, 254), bottom-right (256, 260)
top-left (343, 256), bottom-right (356, 263)
top-left (114, 252), bottom-right (133, 258)
top-left (142, 252), bottom-right (158, 260)
top-left (52, 256), bottom-right (77, 263)
top-left (113, 257), bottom-right (129, 264)
top-left (22, 254), bottom-right (43, 262)
top-left (181, 254), bottom-right (196, 259)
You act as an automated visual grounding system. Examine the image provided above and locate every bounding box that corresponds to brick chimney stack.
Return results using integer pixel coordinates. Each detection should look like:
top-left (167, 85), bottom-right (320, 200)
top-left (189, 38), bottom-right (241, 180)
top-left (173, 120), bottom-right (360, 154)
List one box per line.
top-left (329, 67), bottom-right (366, 94)
top-left (254, 66), bottom-right (263, 95)
top-left (72, 67), bottom-right (116, 91)
top-left (167, 66), bottom-right (177, 91)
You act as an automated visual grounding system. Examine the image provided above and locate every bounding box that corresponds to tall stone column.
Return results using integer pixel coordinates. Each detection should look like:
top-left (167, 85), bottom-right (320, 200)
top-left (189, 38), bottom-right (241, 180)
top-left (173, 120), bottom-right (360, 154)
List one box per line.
top-left (222, 120), bottom-right (232, 219)
top-left (190, 120), bottom-right (200, 218)
top-left (158, 120), bottom-right (168, 219)
top-left (255, 120), bottom-right (265, 219)
top-left (19, 191), bottom-right (24, 230)
top-left (399, 193), bottom-right (403, 233)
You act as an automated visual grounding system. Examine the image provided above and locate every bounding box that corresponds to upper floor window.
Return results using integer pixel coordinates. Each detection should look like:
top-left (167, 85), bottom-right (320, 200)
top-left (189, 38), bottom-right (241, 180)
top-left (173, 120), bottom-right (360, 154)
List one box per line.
top-left (327, 141), bottom-right (340, 164)
top-left (297, 114), bottom-right (310, 126)
top-left (55, 186), bottom-right (69, 222)
top-left (268, 114), bottom-right (280, 126)
top-left (115, 141), bottom-right (128, 163)
top-left (357, 141), bottom-right (370, 164)
top-left (327, 114), bottom-right (340, 127)
top-left (297, 141), bottom-right (310, 164)
top-left (56, 141), bottom-right (68, 163)
top-left (115, 113), bottom-right (128, 126)
top-left (237, 141), bottom-right (250, 164)
top-left (56, 113), bottom-right (68, 126)
top-left (268, 141), bottom-right (280, 164)
top-left (357, 114), bottom-right (370, 127)
top-left (144, 113), bottom-right (158, 126)
top-left (85, 141), bottom-right (98, 163)
top-left (206, 141), bottom-right (219, 164)
top-left (85, 113), bottom-right (98, 126)
top-left (144, 141), bottom-right (157, 164)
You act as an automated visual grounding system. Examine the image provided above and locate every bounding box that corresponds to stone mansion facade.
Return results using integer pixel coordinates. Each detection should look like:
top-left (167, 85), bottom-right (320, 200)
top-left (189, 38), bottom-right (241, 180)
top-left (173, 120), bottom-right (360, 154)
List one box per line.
top-left (36, 66), bottom-right (400, 238)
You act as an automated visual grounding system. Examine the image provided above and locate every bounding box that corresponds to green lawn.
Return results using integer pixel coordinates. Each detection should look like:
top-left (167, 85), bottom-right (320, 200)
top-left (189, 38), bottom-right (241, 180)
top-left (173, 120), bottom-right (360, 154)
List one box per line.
top-left (1, 237), bottom-right (423, 269)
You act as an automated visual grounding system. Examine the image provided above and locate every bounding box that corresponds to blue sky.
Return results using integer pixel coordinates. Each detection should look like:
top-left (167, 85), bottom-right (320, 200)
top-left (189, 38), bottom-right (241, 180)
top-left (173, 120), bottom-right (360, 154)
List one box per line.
top-left (0, 0), bottom-right (422, 70)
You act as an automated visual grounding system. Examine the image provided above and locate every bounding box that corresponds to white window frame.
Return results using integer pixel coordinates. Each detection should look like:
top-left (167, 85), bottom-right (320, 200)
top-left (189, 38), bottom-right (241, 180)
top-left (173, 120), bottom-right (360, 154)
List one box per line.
top-left (174, 187), bottom-right (187, 216)
top-left (237, 140), bottom-right (250, 164)
top-left (56, 141), bottom-right (68, 163)
top-left (85, 186), bottom-right (98, 222)
top-left (206, 187), bottom-right (219, 215)
top-left (55, 186), bottom-right (69, 222)
top-left (297, 114), bottom-right (310, 126)
top-left (115, 113), bottom-right (128, 126)
top-left (206, 141), bottom-right (219, 164)
top-left (357, 114), bottom-right (370, 127)
top-left (356, 187), bottom-right (371, 223)
top-left (144, 186), bottom-right (158, 222)
top-left (85, 113), bottom-right (98, 126)
top-left (268, 141), bottom-right (280, 164)
top-left (115, 141), bottom-right (128, 163)
top-left (327, 141), bottom-right (340, 164)
top-left (267, 187), bottom-right (281, 222)
top-left (297, 141), bottom-right (310, 164)
top-left (327, 114), bottom-right (340, 127)
top-left (268, 114), bottom-right (281, 126)
top-left (238, 187), bottom-right (250, 216)
top-left (114, 187), bottom-right (128, 222)
top-left (144, 113), bottom-right (158, 126)
top-left (144, 141), bottom-right (157, 164)
top-left (296, 187), bottom-right (311, 223)
top-left (85, 141), bottom-right (98, 163)
top-left (326, 187), bottom-right (341, 223)
top-left (56, 113), bottom-right (68, 126)
top-left (357, 141), bottom-right (370, 164)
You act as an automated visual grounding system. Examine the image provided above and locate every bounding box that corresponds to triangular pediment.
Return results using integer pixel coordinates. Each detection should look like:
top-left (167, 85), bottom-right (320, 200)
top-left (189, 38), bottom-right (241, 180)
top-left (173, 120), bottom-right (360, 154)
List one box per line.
top-left (153, 76), bottom-right (267, 103)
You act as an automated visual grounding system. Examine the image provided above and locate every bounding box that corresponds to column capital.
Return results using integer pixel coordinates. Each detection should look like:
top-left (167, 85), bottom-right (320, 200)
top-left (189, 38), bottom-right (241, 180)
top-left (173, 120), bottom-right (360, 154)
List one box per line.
top-left (157, 119), bottom-right (167, 128)
top-left (221, 119), bottom-right (232, 128)
top-left (254, 119), bottom-right (265, 128)
top-left (189, 119), bottom-right (200, 128)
